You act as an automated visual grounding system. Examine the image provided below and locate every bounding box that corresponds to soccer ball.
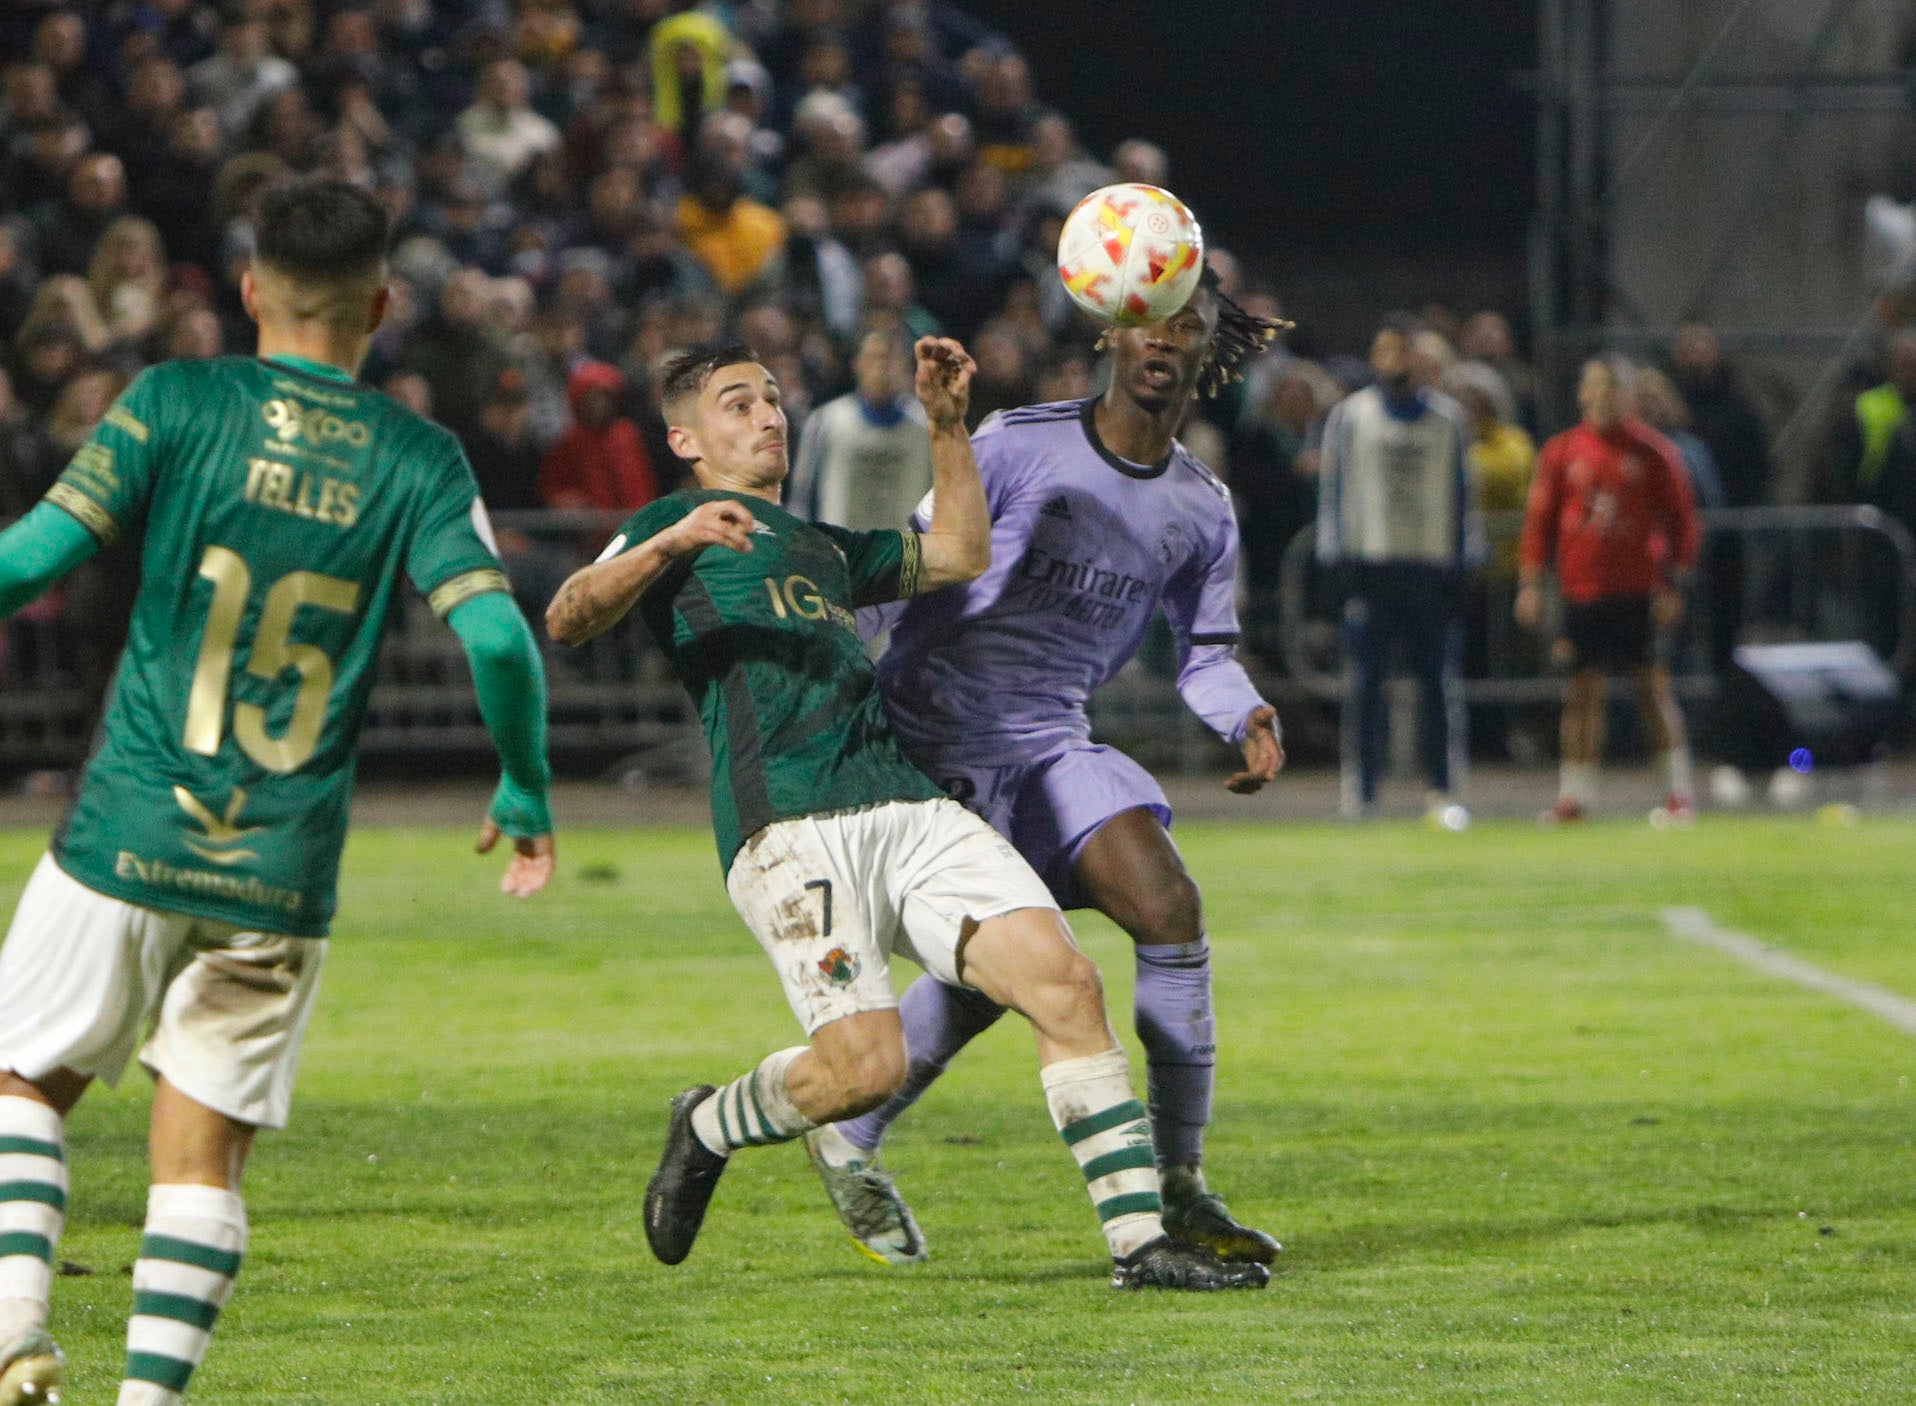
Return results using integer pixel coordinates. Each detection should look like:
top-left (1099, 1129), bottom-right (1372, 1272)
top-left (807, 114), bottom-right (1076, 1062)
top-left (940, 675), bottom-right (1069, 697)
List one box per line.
top-left (1056, 183), bottom-right (1205, 327)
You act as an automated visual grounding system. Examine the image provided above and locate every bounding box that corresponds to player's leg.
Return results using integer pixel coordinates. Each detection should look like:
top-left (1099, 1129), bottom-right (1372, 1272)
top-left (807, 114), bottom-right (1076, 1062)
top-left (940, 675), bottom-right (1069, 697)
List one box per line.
top-left (0, 855), bottom-right (188, 1406)
top-left (1340, 590), bottom-right (1388, 816)
top-left (1411, 598), bottom-right (1468, 815)
top-left (957, 904), bottom-right (1263, 1289)
top-left (123, 925), bottom-right (322, 1406)
top-left (829, 761), bottom-right (1020, 1161)
top-left (1548, 667), bottom-right (1607, 822)
top-left (1634, 661), bottom-right (1696, 824)
top-left (649, 813), bottom-right (910, 1266)
top-left (1071, 807), bottom-right (1280, 1264)
top-left (828, 978), bottom-right (1005, 1158)
top-left (0, 1071), bottom-right (83, 1406)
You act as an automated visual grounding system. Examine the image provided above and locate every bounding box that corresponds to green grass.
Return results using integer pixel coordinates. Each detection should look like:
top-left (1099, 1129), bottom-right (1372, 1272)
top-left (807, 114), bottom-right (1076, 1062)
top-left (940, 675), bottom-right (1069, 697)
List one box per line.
top-left (10, 814), bottom-right (1916, 1404)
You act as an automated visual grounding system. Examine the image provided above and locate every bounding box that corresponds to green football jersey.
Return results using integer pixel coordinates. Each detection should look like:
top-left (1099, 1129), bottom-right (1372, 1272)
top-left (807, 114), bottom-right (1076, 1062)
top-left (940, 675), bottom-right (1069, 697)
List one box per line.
top-left (47, 355), bottom-right (509, 936)
top-left (614, 488), bottom-right (941, 872)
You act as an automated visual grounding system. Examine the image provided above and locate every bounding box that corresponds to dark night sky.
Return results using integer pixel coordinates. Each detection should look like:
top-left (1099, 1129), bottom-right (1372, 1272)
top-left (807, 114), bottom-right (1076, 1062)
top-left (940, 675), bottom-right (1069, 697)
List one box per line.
top-left (960, 0), bottom-right (1538, 261)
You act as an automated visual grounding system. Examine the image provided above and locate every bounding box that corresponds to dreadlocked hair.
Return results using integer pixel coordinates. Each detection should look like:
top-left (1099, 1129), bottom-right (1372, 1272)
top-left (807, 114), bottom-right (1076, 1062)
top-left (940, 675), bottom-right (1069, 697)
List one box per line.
top-left (1196, 262), bottom-right (1292, 399)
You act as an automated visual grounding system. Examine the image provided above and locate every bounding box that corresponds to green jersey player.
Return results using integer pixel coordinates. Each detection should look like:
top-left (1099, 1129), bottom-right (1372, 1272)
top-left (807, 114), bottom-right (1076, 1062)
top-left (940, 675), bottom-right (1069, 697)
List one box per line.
top-left (0, 179), bottom-right (555, 1406)
top-left (546, 339), bottom-right (1265, 1292)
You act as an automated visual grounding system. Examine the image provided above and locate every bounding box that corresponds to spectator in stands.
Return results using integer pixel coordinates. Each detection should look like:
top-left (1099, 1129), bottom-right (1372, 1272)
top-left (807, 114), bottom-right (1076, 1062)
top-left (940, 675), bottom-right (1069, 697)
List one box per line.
top-left (777, 30), bottom-right (866, 135)
top-left (470, 368), bottom-right (546, 513)
top-left (786, 327), bottom-right (930, 527)
top-left (136, 105), bottom-right (224, 271)
top-left (1667, 322), bottom-right (1771, 508)
top-left (538, 360), bottom-right (659, 512)
top-left (778, 192), bottom-right (862, 337)
top-left (972, 51), bottom-right (1044, 177)
top-left (1634, 368), bottom-right (1726, 510)
top-left (0, 222), bottom-right (36, 345)
top-left (161, 304), bottom-right (225, 361)
top-left (650, 9), bottom-right (731, 151)
top-left (1460, 309), bottom-right (1536, 431)
top-left (1021, 113), bottom-right (1110, 215)
top-left (188, 13), bottom-right (298, 142)
top-left (899, 185), bottom-right (1002, 340)
top-left (964, 323), bottom-right (1033, 428)
top-left (32, 11), bottom-right (110, 136)
top-left (1448, 360), bottom-right (1536, 543)
top-left (1446, 359), bottom-right (1537, 750)
top-left (400, 266), bottom-right (509, 440)
top-left (1232, 364), bottom-right (1327, 661)
top-left (86, 217), bottom-right (168, 352)
top-left (862, 249), bottom-right (941, 341)
top-left (0, 367), bottom-right (58, 514)
top-left (31, 152), bottom-right (130, 278)
top-left (1828, 326), bottom-right (1916, 512)
top-left (1519, 359), bottom-right (1700, 826)
top-left (785, 94), bottom-right (869, 203)
top-left (1317, 320), bottom-right (1481, 821)
top-left (458, 59), bottom-right (563, 194)
top-left (1111, 137), bottom-right (1169, 188)
top-left (674, 150), bottom-right (788, 297)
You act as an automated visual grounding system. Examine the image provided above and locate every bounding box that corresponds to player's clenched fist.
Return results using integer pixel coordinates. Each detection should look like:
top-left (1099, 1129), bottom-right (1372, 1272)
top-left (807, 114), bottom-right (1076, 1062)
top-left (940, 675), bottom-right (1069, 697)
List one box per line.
top-left (669, 499), bottom-right (759, 557)
top-left (914, 336), bottom-right (975, 430)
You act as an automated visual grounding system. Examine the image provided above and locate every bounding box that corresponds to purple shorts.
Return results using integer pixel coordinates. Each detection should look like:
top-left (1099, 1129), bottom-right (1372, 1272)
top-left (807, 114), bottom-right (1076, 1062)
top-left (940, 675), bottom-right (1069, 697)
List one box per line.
top-left (913, 740), bottom-right (1171, 908)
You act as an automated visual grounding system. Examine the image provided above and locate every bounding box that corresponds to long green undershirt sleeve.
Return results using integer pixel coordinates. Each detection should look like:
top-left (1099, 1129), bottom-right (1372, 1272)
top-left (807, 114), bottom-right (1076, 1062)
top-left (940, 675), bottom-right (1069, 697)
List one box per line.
top-left (446, 589), bottom-right (554, 838)
top-left (0, 501), bottom-right (102, 618)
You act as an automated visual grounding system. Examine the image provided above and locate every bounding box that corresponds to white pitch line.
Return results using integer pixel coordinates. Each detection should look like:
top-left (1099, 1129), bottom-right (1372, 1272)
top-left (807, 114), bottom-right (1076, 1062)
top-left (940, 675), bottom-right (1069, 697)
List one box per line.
top-left (1661, 906), bottom-right (1916, 1036)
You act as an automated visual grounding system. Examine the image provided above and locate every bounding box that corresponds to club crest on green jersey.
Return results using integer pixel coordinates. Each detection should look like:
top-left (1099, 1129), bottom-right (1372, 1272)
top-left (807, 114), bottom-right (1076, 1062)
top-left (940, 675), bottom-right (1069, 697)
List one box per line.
top-left (174, 786), bottom-right (264, 866)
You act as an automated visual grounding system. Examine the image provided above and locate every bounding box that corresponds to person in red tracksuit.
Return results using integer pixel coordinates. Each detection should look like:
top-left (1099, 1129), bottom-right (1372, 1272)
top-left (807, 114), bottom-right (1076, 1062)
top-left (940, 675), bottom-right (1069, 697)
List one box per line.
top-left (537, 360), bottom-right (660, 512)
top-left (1517, 358), bottom-right (1701, 825)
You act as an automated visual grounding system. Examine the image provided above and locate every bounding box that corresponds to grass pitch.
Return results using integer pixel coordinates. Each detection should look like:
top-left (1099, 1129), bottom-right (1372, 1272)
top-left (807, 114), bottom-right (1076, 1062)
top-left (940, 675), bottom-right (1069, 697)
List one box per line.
top-left (8, 812), bottom-right (1916, 1404)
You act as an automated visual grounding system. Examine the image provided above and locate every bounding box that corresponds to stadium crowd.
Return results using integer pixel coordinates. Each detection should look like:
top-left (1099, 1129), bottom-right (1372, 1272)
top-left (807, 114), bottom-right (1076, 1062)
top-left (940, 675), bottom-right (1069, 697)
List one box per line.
top-left (3, 0), bottom-right (1909, 707)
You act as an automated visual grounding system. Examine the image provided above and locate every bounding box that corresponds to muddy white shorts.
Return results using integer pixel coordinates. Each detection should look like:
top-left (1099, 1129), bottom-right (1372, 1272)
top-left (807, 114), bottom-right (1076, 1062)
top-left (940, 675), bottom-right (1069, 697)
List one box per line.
top-left (725, 797), bottom-right (1059, 1034)
top-left (0, 854), bottom-right (325, 1129)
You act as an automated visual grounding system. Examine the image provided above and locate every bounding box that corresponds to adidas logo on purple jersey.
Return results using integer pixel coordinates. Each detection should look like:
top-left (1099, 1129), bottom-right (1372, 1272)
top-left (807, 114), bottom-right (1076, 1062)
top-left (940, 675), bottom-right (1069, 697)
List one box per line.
top-left (1040, 496), bottom-right (1073, 521)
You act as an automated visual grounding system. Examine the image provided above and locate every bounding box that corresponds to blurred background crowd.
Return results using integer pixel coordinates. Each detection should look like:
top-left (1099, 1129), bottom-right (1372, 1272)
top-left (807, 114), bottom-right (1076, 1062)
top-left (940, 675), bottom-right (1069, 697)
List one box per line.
top-left (3, 0), bottom-right (1914, 773)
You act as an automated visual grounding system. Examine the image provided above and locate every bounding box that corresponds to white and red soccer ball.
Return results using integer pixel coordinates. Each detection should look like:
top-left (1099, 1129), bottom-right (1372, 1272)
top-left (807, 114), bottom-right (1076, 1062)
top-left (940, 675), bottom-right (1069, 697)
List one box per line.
top-left (1056, 183), bottom-right (1205, 327)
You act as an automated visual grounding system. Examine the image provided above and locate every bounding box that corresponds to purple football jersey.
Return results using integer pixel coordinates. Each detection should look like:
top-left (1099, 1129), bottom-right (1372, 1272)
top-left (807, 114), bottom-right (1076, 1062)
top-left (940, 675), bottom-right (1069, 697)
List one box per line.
top-left (876, 398), bottom-right (1266, 764)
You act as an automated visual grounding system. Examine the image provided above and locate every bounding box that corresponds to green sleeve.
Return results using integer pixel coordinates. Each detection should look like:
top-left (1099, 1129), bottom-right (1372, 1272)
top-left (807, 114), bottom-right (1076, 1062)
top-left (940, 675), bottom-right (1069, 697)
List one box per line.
top-left (813, 522), bottom-right (923, 605)
top-left (0, 500), bottom-right (102, 617)
top-left (47, 368), bottom-right (168, 544)
top-left (407, 432), bottom-right (513, 617)
top-left (447, 590), bottom-right (553, 838)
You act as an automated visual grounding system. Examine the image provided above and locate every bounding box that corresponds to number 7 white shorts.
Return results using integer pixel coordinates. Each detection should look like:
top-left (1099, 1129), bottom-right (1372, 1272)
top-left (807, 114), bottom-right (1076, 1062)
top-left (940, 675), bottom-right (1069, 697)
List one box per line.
top-left (725, 797), bottom-right (1060, 1035)
top-left (0, 854), bottom-right (324, 1129)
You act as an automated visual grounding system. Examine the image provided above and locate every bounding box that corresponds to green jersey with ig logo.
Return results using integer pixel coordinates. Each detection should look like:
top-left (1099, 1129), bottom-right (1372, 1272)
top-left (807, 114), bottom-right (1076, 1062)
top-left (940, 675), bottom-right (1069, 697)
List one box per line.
top-left (47, 355), bottom-right (509, 936)
top-left (614, 489), bottom-right (941, 874)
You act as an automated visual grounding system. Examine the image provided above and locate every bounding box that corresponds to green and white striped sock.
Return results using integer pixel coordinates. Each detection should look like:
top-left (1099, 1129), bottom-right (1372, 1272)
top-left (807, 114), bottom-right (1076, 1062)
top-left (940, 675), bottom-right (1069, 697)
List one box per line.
top-left (1042, 1049), bottom-right (1166, 1260)
top-left (119, 1184), bottom-right (246, 1406)
top-left (690, 1047), bottom-right (814, 1155)
top-left (0, 1095), bottom-right (65, 1338)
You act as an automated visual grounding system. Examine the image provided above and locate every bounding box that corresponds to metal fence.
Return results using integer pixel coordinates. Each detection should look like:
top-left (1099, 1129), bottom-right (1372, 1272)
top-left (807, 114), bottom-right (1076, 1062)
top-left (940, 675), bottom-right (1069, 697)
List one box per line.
top-left (0, 505), bottom-right (1909, 773)
top-left (1275, 506), bottom-right (1916, 702)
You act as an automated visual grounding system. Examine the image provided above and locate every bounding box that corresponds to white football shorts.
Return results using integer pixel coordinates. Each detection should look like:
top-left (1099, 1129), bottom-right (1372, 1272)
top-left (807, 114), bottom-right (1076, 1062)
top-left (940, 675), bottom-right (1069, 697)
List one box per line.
top-left (0, 854), bottom-right (325, 1129)
top-left (725, 797), bottom-right (1060, 1034)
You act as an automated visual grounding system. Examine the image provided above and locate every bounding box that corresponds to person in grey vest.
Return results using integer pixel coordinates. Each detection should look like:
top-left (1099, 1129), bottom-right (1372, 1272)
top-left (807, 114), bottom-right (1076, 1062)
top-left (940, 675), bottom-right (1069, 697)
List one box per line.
top-left (1317, 319), bottom-right (1483, 821)
top-left (786, 326), bottom-right (932, 529)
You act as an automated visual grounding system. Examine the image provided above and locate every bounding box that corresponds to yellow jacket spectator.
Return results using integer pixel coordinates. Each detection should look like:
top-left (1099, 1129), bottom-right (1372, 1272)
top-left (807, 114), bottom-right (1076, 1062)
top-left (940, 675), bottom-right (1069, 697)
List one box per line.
top-left (674, 157), bottom-right (787, 295)
top-left (650, 11), bottom-right (731, 142)
top-left (1448, 360), bottom-right (1534, 575)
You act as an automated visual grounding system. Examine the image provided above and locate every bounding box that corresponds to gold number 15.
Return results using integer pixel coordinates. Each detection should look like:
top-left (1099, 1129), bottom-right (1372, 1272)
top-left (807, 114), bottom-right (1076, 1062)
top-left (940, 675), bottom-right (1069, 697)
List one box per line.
top-left (183, 545), bottom-right (361, 773)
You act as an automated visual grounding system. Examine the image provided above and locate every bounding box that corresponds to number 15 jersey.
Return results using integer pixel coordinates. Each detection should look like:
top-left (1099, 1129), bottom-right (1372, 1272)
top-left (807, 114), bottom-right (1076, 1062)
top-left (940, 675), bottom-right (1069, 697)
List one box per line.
top-left (46, 355), bottom-right (509, 937)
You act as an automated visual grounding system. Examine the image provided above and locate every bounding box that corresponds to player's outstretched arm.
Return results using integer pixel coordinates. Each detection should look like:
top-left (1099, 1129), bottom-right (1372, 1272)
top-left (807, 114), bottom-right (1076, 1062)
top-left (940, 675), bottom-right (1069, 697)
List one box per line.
top-left (912, 337), bottom-right (990, 591)
top-left (0, 501), bottom-right (101, 619)
top-left (448, 591), bottom-right (556, 898)
top-left (546, 500), bottom-right (758, 646)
